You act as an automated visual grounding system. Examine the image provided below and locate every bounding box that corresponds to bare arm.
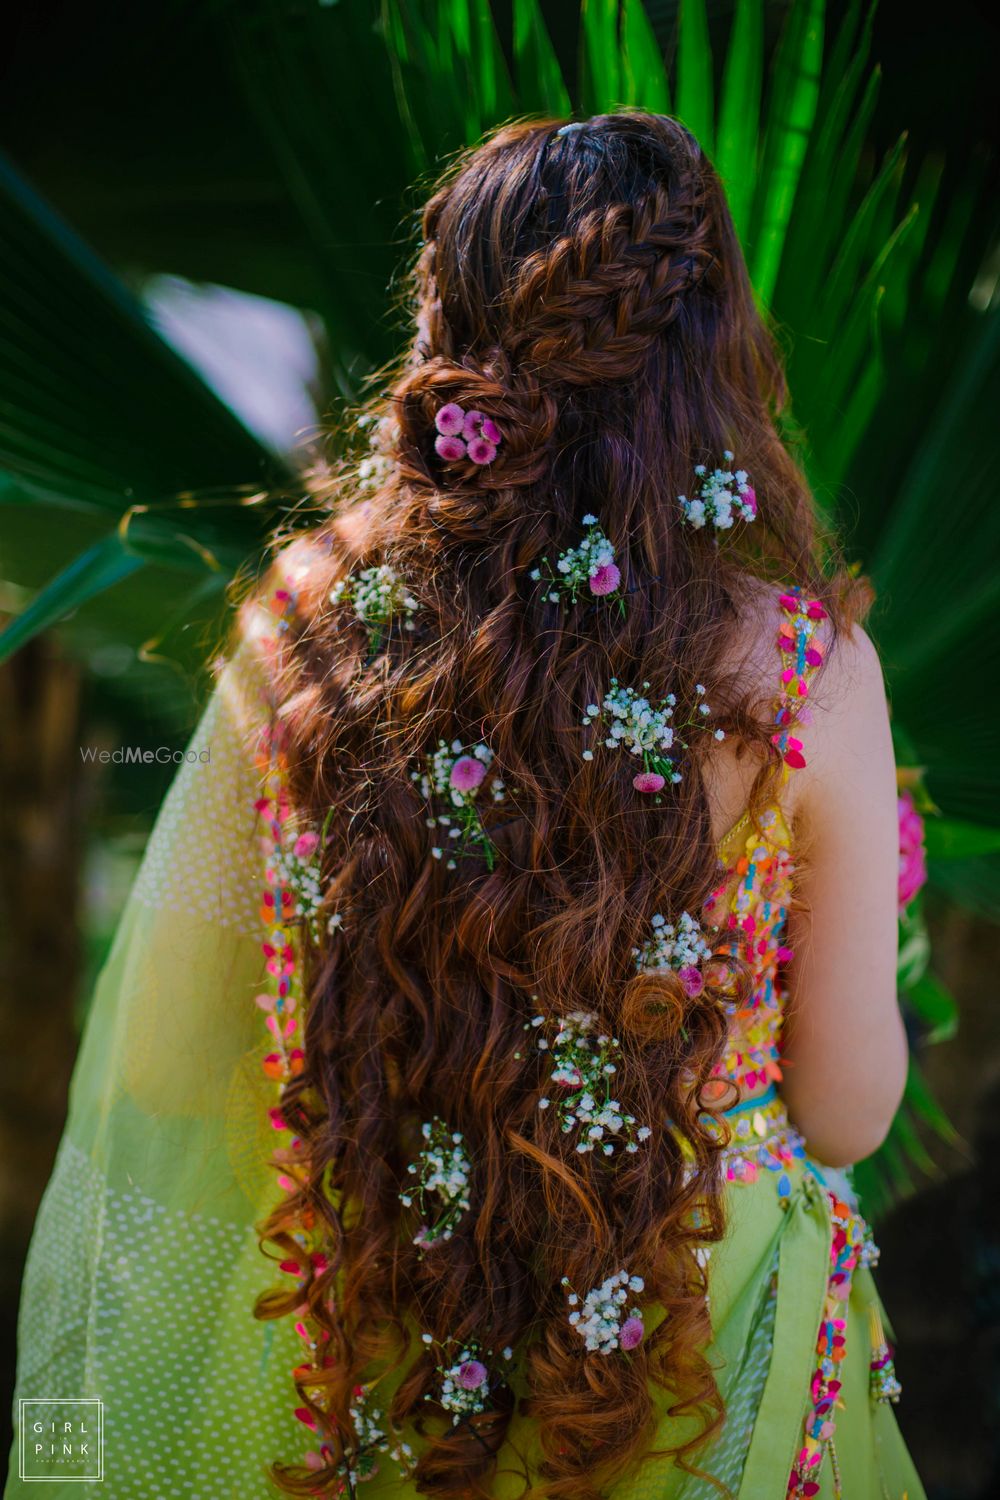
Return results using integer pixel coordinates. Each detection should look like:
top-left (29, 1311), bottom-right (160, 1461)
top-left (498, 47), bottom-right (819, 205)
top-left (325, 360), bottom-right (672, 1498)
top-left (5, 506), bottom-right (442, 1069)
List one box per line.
top-left (780, 623), bottom-right (908, 1167)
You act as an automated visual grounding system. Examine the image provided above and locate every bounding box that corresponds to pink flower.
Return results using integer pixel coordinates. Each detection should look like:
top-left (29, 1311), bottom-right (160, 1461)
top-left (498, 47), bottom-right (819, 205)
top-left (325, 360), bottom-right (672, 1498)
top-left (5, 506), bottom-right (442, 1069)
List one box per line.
top-left (481, 417), bottom-right (502, 445)
top-left (633, 770), bottom-right (665, 794)
top-left (467, 436), bottom-right (498, 464)
top-left (589, 562), bottom-right (621, 596)
top-left (741, 485), bottom-right (757, 516)
top-left (457, 1359), bottom-right (489, 1391)
top-left (435, 402), bottom-right (465, 436)
top-left (462, 409), bottom-right (486, 439)
top-left (450, 755), bottom-right (487, 793)
top-left (294, 831), bottom-right (319, 859)
top-left (898, 790), bottom-right (928, 912)
top-left (435, 434), bottom-right (467, 461)
top-left (677, 964), bottom-right (704, 998)
top-left (556, 1067), bottom-right (583, 1087)
top-left (619, 1317), bottom-right (644, 1351)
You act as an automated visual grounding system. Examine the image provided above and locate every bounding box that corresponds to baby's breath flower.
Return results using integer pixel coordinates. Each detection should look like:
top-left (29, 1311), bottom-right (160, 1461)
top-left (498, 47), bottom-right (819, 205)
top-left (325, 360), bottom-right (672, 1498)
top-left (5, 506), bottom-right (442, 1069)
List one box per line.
top-left (330, 563), bottom-right (419, 645)
top-left (411, 740), bottom-right (505, 869)
top-left (532, 1010), bottom-right (649, 1155)
top-left (562, 1270), bottom-right (646, 1354)
top-left (325, 1384), bottom-right (414, 1487)
top-left (582, 679), bottom-right (723, 796)
top-left (678, 456), bottom-right (757, 531)
top-left (533, 516), bottom-right (624, 608)
top-left (421, 1338), bottom-right (511, 1427)
top-left (401, 1119), bottom-right (472, 1248)
top-left (632, 911), bottom-right (713, 997)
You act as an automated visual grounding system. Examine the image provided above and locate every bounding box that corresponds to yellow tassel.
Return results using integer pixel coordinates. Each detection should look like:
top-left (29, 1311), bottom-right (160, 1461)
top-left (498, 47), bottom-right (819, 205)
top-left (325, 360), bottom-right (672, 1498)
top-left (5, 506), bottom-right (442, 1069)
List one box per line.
top-left (868, 1302), bottom-right (902, 1404)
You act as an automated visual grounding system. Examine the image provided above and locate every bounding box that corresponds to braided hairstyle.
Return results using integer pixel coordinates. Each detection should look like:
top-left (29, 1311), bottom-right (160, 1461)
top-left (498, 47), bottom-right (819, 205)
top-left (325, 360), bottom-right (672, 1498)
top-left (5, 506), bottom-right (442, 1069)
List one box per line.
top-left (252, 114), bottom-right (857, 1500)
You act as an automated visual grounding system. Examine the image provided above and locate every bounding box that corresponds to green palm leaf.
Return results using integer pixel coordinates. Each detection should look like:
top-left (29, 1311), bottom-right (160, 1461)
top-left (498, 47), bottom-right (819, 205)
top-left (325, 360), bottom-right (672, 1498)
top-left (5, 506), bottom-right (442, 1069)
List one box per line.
top-left (676, 0), bottom-right (714, 155)
top-left (621, 0), bottom-right (670, 113)
top-left (0, 155), bottom-right (274, 514)
top-left (581, 0), bottom-right (623, 114)
top-left (513, 0), bottom-right (571, 113)
top-left (714, 0), bottom-right (763, 237)
top-left (749, 0), bottom-right (825, 304)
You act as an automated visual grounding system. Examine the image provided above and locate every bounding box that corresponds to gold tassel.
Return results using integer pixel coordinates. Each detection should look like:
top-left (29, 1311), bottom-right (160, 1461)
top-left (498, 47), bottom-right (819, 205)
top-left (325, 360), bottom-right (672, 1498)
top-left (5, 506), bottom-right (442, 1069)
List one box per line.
top-left (868, 1302), bottom-right (902, 1404)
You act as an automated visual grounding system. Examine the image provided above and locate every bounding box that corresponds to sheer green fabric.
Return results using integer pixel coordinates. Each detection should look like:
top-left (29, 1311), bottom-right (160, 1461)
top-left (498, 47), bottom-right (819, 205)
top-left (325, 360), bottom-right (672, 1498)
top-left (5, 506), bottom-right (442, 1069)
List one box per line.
top-left (4, 623), bottom-right (925, 1498)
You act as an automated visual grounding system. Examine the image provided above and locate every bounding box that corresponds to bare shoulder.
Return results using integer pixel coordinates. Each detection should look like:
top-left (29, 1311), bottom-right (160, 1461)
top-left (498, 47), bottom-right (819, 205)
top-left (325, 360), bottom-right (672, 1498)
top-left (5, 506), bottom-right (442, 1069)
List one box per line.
top-left (804, 618), bottom-right (889, 754)
top-left (706, 578), bottom-right (891, 831)
top-left (796, 615), bottom-right (895, 830)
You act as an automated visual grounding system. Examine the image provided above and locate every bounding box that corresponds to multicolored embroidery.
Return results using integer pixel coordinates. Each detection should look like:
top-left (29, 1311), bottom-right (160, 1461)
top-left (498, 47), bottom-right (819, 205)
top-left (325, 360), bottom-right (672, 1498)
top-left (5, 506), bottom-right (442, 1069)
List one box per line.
top-left (786, 1193), bottom-right (865, 1498)
top-left (710, 1087), bottom-right (806, 1191)
top-left (773, 587), bottom-right (826, 771)
top-left (702, 587), bottom-right (827, 1098)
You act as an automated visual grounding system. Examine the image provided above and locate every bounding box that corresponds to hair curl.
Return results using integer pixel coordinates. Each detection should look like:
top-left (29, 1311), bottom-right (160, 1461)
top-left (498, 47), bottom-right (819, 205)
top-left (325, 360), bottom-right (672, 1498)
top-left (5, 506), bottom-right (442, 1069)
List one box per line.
top-left (249, 113), bottom-right (864, 1500)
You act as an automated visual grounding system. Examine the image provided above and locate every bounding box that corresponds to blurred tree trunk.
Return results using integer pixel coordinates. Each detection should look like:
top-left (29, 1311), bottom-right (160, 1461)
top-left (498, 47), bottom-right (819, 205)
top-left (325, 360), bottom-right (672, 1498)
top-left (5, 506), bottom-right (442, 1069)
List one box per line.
top-left (0, 634), bottom-right (86, 1431)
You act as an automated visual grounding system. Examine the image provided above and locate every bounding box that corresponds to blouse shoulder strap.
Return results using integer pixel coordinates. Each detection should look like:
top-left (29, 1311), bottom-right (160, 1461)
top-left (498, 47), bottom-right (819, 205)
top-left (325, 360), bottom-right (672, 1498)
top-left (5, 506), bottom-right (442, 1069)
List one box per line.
top-left (771, 586), bottom-right (828, 772)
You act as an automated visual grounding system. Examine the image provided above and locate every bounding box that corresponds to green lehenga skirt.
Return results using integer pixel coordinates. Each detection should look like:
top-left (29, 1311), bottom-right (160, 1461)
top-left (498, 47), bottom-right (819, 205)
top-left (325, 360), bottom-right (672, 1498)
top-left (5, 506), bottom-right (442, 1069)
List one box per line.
top-left (3, 651), bottom-right (925, 1499)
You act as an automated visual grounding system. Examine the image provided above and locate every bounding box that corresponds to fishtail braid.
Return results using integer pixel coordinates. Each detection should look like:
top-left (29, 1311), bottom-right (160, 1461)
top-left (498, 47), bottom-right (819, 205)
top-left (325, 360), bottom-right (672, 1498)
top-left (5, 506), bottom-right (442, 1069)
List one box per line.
top-left (501, 172), bottom-right (715, 386)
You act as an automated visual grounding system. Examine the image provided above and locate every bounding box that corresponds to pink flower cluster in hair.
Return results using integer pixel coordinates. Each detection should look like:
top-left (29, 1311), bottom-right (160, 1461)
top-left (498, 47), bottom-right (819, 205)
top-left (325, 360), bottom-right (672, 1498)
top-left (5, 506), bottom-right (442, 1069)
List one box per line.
top-left (434, 403), bottom-right (502, 464)
top-left (898, 790), bottom-right (928, 912)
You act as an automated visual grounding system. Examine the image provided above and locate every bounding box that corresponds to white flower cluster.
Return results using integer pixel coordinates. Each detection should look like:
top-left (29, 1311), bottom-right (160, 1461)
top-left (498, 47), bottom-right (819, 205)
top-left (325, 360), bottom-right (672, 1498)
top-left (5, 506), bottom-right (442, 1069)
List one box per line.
top-left (678, 452), bottom-right (757, 530)
top-left (329, 563), bottom-right (418, 632)
top-left (532, 1010), bottom-right (652, 1156)
top-left (562, 1270), bottom-right (645, 1354)
top-left (416, 740), bottom-right (502, 804)
top-left (411, 739), bottom-right (505, 870)
top-left (269, 828), bottom-right (325, 944)
top-left (530, 514), bottom-right (621, 605)
top-left (420, 1338), bottom-right (513, 1427)
top-left (355, 411), bottom-right (398, 498)
top-left (582, 679), bottom-right (681, 778)
top-left (342, 1386), bottom-right (414, 1486)
top-left (400, 1118), bottom-right (472, 1246)
top-left (581, 680), bottom-right (724, 790)
top-left (632, 911), bottom-right (712, 974)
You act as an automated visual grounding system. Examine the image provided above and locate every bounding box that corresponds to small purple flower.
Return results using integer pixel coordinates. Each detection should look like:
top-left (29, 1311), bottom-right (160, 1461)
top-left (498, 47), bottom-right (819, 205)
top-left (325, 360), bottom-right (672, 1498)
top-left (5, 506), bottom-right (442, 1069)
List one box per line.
top-left (619, 1317), bottom-right (644, 1352)
top-left (293, 831), bottom-right (320, 860)
top-left (450, 755), bottom-right (487, 794)
top-left (467, 436), bottom-right (498, 465)
top-left (588, 562), bottom-right (621, 597)
top-left (435, 434), bottom-right (467, 461)
top-left (481, 417), bottom-right (502, 445)
top-left (462, 409), bottom-right (486, 439)
top-left (435, 403), bottom-right (465, 437)
top-left (633, 770), bottom-right (665, 794)
top-left (741, 485), bottom-right (757, 517)
top-left (457, 1360), bottom-right (489, 1391)
top-left (677, 964), bottom-right (704, 998)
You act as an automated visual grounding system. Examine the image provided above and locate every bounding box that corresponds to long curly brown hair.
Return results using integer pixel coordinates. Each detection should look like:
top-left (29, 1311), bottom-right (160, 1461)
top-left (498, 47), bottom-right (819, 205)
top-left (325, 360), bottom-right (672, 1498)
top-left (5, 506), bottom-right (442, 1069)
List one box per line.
top-left (250, 113), bottom-right (860, 1500)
